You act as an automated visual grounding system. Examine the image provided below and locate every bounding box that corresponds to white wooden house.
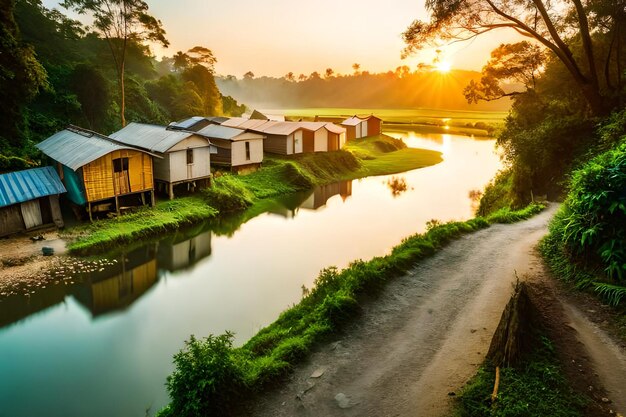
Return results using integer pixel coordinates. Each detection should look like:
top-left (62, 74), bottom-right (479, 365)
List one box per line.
top-left (110, 123), bottom-right (217, 199)
top-left (194, 124), bottom-right (264, 173)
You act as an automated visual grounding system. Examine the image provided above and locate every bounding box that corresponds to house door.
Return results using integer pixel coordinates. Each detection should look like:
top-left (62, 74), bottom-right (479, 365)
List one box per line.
top-left (21, 200), bottom-right (43, 229)
top-left (113, 157), bottom-right (131, 195)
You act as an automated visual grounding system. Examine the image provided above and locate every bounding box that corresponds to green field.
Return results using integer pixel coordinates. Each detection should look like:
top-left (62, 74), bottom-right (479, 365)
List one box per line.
top-left (266, 107), bottom-right (508, 126)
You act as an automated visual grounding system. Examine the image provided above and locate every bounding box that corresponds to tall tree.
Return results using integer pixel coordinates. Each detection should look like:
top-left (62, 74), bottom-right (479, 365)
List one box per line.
top-left (464, 41), bottom-right (545, 103)
top-left (61, 0), bottom-right (168, 126)
top-left (0, 0), bottom-right (48, 148)
top-left (402, 0), bottom-right (611, 115)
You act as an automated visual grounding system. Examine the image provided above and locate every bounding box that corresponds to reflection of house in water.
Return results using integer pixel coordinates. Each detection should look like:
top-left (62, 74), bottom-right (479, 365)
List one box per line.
top-left (157, 230), bottom-right (212, 272)
top-left (300, 180), bottom-right (352, 210)
top-left (0, 285), bottom-right (68, 329)
top-left (73, 245), bottom-right (158, 316)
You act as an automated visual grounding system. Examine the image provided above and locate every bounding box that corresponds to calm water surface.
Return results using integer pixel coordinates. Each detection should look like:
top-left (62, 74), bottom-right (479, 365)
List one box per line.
top-left (0, 127), bottom-right (501, 417)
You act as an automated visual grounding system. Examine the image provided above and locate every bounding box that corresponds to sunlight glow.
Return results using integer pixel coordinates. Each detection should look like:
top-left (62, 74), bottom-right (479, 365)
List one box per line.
top-left (434, 61), bottom-right (453, 73)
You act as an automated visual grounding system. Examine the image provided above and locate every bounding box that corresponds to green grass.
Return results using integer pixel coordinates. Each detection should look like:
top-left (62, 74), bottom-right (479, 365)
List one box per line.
top-left (65, 134), bottom-right (442, 254)
top-left (65, 198), bottom-right (218, 255)
top-left (157, 203), bottom-right (546, 417)
top-left (455, 337), bottom-right (586, 417)
top-left (278, 107), bottom-right (508, 126)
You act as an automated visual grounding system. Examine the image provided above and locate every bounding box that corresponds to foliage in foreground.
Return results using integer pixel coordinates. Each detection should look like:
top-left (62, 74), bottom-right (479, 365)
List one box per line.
top-left (158, 204), bottom-right (544, 416)
top-left (541, 139), bottom-right (626, 305)
top-left (456, 337), bottom-right (585, 417)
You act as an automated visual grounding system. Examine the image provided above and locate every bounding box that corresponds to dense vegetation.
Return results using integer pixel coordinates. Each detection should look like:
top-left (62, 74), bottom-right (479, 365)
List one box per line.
top-left (157, 204), bottom-right (544, 417)
top-left (0, 0), bottom-right (245, 171)
top-left (541, 137), bottom-right (626, 306)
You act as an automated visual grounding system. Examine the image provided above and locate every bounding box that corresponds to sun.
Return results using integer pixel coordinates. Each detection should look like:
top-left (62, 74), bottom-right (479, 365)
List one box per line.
top-left (434, 61), bottom-right (452, 73)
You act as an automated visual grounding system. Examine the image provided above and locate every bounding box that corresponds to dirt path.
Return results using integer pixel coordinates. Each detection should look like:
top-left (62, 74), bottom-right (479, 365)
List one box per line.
top-left (248, 205), bottom-right (561, 416)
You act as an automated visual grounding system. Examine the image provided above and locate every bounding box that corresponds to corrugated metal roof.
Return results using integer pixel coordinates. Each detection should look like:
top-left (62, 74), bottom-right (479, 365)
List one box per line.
top-left (110, 123), bottom-right (204, 153)
top-left (220, 117), bottom-right (248, 127)
top-left (0, 166), bottom-right (66, 208)
top-left (170, 116), bottom-right (206, 129)
top-left (195, 124), bottom-right (248, 140)
top-left (261, 121), bottom-right (304, 135)
top-left (36, 126), bottom-right (144, 171)
top-left (324, 123), bottom-right (346, 134)
top-left (341, 116), bottom-right (363, 126)
top-left (169, 116), bottom-right (229, 131)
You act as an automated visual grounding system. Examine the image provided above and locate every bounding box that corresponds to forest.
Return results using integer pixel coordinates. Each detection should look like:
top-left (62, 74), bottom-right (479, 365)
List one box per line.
top-left (0, 0), bottom-right (246, 171)
top-left (216, 68), bottom-right (513, 111)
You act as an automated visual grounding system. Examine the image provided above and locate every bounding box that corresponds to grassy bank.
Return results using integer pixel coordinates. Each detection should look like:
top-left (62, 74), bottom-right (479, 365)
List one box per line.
top-left (157, 203), bottom-right (544, 417)
top-left (65, 134), bottom-right (442, 254)
top-left (455, 337), bottom-right (586, 417)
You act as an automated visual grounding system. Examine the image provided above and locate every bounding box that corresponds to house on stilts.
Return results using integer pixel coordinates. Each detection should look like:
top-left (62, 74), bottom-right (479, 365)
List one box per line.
top-left (36, 125), bottom-right (156, 220)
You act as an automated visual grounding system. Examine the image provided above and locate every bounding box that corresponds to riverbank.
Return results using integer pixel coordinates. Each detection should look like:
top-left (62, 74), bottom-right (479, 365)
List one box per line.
top-left (64, 134), bottom-right (442, 255)
top-left (156, 202), bottom-right (545, 417)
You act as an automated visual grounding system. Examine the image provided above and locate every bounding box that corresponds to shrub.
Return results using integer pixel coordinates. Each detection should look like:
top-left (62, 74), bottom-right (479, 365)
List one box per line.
top-left (550, 140), bottom-right (626, 281)
top-left (164, 333), bottom-right (245, 417)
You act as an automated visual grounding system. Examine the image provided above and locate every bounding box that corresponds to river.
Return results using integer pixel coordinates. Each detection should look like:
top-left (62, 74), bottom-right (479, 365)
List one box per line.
top-left (0, 127), bottom-right (501, 417)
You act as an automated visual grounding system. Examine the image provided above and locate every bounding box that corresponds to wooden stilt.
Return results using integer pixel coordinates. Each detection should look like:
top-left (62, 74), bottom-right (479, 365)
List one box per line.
top-left (150, 190), bottom-right (155, 207)
top-left (141, 192), bottom-right (146, 206)
top-left (88, 202), bottom-right (93, 222)
top-left (168, 183), bottom-right (174, 200)
top-left (115, 195), bottom-right (120, 215)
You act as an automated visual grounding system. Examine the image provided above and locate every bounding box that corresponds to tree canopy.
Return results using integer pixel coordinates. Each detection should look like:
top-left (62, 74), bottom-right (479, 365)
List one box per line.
top-left (403, 0), bottom-right (625, 115)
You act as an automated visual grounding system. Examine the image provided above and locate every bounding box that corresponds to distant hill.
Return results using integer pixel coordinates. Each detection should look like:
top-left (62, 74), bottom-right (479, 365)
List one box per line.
top-left (216, 70), bottom-right (513, 112)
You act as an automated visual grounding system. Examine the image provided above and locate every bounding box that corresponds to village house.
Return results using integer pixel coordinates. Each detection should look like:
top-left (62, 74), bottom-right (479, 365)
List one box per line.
top-left (221, 117), bottom-right (346, 154)
top-left (341, 115), bottom-right (383, 140)
top-left (110, 122), bottom-right (217, 199)
top-left (0, 166), bottom-right (66, 237)
top-left (193, 124), bottom-right (265, 172)
top-left (36, 125), bottom-right (156, 220)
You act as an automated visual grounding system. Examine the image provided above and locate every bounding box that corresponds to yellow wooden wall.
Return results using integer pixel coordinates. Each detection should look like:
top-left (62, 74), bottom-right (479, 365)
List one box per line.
top-left (82, 150), bottom-right (153, 202)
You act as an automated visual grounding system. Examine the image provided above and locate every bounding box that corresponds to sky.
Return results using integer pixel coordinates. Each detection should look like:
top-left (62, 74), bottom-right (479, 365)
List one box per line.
top-left (42, 0), bottom-right (522, 78)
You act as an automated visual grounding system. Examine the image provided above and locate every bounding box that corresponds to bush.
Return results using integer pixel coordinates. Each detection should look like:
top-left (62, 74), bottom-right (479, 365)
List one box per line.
top-left (164, 333), bottom-right (245, 417)
top-left (549, 140), bottom-right (626, 281)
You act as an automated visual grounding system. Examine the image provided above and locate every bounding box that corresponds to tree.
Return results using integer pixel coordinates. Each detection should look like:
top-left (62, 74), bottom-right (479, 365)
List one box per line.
top-left (297, 73), bottom-right (307, 81)
top-left (243, 70), bottom-right (254, 79)
top-left (62, 0), bottom-right (169, 126)
top-left (284, 71), bottom-right (295, 81)
top-left (325, 67), bottom-right (334, 78)
top-left (0, 0), bottom-right (48, 149)
top-left (402, 0), bottom-right (612, 115)
top-left (70, 64), bottom-right (110, 130)
top-left (352, 63), bottom-right (360, 75)
top-left (183, 64), bottom-right (222, 115)
top-left (464, 41), bottom-right (545, 103)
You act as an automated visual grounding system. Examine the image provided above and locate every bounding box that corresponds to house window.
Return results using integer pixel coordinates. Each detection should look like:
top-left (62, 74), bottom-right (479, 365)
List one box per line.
top-left (113, 157), bottom-right (129, 172)
top-left (245, 142), bottom-right (251, 161)
top-left (187, 149), bottom-right (194, 165)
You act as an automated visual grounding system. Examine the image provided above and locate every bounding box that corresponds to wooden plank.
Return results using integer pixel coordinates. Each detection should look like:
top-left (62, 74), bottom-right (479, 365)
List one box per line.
top-left (21, 200), bottom-right (43, 229)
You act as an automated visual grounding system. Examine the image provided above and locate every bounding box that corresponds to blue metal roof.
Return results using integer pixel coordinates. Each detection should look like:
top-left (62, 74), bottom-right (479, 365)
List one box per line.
top-left (0, 166), bottom-right (66, 208)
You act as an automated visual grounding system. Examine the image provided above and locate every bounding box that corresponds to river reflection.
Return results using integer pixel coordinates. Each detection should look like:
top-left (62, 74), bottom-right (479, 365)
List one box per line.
top-left (0, 129), bottom-right (500, 417)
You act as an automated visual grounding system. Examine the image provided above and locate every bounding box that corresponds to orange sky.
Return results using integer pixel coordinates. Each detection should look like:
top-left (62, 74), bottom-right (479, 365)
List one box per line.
top-left (43, 0), bottom-right (523, 77)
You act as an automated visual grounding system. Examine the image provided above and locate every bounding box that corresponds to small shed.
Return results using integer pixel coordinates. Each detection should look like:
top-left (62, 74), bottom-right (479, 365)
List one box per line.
top-left (111, 123), bottom-right (217, 199)
top-left (299, 122), bottom-right (346, 152)
top-left (259, 122), bottom-right (305, 155)
top-left (341, 115), bottom-right (382, 140)
top-left (0, 166), bottom-right (66, 237)
top-left (194, 124), bottom-right (264, 172)
top-left (36, 126), bottom-right (156, 219)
